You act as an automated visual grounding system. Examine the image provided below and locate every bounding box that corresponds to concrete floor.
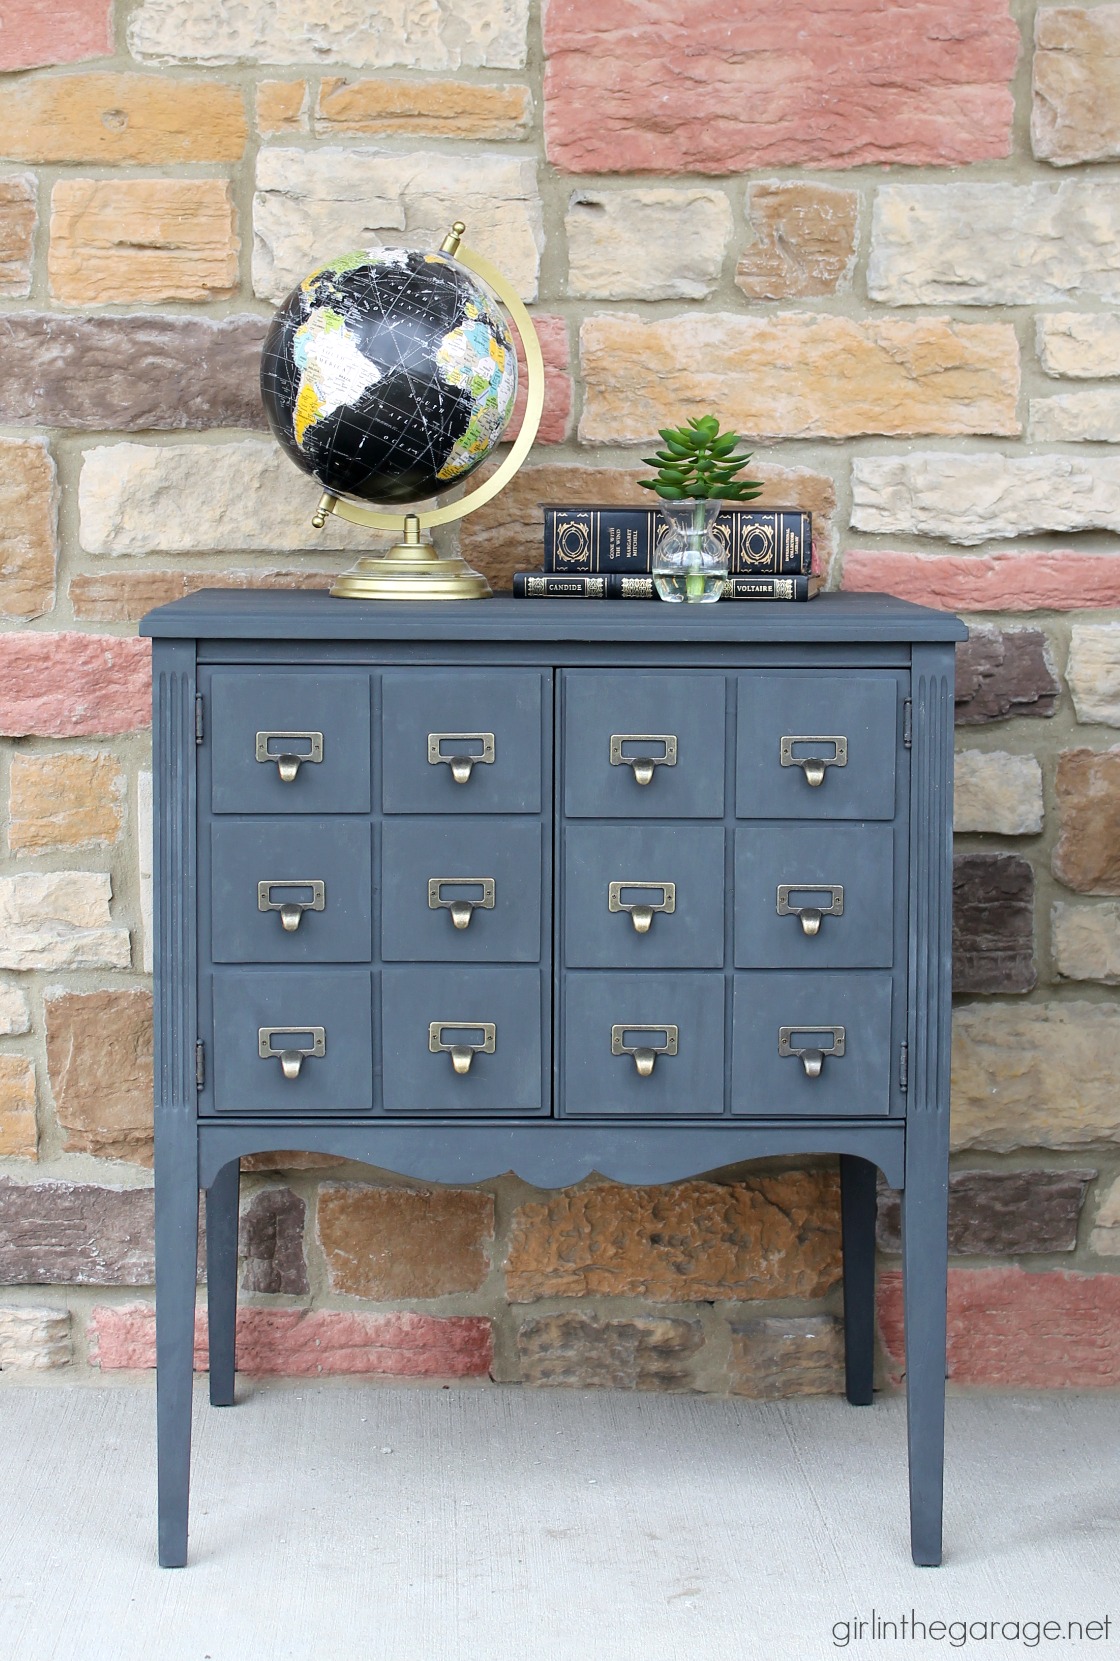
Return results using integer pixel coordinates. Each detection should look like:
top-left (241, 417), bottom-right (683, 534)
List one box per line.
top-left (0, 1382), bottom-right (1117, 1661)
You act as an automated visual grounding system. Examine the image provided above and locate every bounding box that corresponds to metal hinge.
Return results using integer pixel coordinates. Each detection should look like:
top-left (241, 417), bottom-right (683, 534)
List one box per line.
top-left (899, 1042), bottom-right (909, 1093)
top-left (195, 1040), bottom-right (205, 1090)
top-left (902, 699), bottom-right (912, 750)
top-left (195, 693), bottom-right (204, 744)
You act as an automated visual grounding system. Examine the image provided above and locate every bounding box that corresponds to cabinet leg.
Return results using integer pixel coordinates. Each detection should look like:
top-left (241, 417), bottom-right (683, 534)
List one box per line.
top-left (901, 1144), bottom-right (949, 1567)
top-left (839, 1154), bottom-right (877, 1407)
top-left (155, 1128), bottom-right (200, 1569)
top-left (205, 1159), bottom-right (240, 1408)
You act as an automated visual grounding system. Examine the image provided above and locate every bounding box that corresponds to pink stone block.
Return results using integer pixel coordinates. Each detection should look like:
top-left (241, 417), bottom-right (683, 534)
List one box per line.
top-left (842, 549), bottom-right (1120, 612)
top-left (509, 315), bottom-right (572, 445)
top-left (89, 1303), bottom-right (494, 1379)
top-left (0, 632), bottom-right (151, 736)
top-left (878, 1268), bottom-right (1120, 1387)
top-left (0, 0), bottom-right (113, 71)
top-left (544, 0), bottom-right (1018, 173)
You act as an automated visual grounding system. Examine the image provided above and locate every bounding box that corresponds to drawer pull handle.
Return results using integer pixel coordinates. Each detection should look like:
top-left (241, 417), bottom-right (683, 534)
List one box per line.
top-left (609, 733), bottom-right (677, 787)
top-left (778, 1025), bottom-right (845, 1079)
top-left (780, 735), bottom-right (847, 788)
top-left (428, 877), bottom-right (495, 931)
top-left (776, 883), bottom-right (844, 938)
top-left (611, 1023), bottom-right (678, 1078)
top-left (258, 1025), bottom-right (326, 1081)
top-left (255, 730), bottom-right (324, 783)
top-left (429, 1020), bottom-right (496, 1076)
top-left (608, 880), bottom-right (676, 935)
top-left (258, 879), bottom-right (326, 932)
top-left (427, 732), bottom-right (495, 785)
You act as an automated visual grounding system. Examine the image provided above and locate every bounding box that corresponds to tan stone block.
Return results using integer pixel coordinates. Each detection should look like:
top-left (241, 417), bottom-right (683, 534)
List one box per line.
top-left (851, 452), bottom-right (1120, 545)
top-left (1029, 390), bottom-right (1120, 442)
top-left (566, 188), bottom-right (732, 300)
top-left (0, 72), bottom-right (246, 164)
top-left (69, 568), bottom-right (335, 622)
top-left (0, 437), bottom-right (57, 621)
top-left (0, 872), bottom-right (129, 971)
top-left (0, 1305), bottom-right (71, 1369)
top-left (953, 751), bottom-right (1043, 835)
top-left (1053, 747), bottom-right (1120, 894)
top-left (951, 1001), bottom-right (1120, 1151)
top-left (317, 1183), bottom-right (493, 1299)
top-left (9, 750), bottom-right (125, 854)
top-left (1033, 5), bottom-right (1120, 166)
top-left (49, 178), bottom-right (238, 305)
top-left (317, 78), bottom-right (531, 139)
top-left (516, 1314), bottom-right (702, 1391)
top-left (0, 1056), bottom-right (38, 1159)
top-left (579, 314), bottom-right (1020, 445)
top-left (1037, 312), bottom-right (1120, 377)
top-left (0, 984), bottom-right (31, 1036)
top-left (1052, 901), bottom-right (1120, 985)
top-left (255, 80), bottom-right (308, 135)
top-left (1067, 622), bottom-right (1120, 727)
top-left (505, 1173), bottom-right (841, 1303)
top-left (240, 1151), bottom-right (346, 1171)
top-left (0, 171), bottom-right (36, 297)
top-left (1089, 1174), bottom-right (1120, 1255)
top-left (728, 1314), bottom-right (844, 1399)
top-left (46, 988), bottom-right (154, 1164)
top-left (735, 183), bottom-right (858, 300)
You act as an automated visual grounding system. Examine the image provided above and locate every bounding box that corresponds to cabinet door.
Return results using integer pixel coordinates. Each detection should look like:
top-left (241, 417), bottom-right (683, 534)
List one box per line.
top-left (381, 965), bottom-right (545, 1114)
top-left (210, 820), bottom-right (373, 963)
top-left (563, 823), bottom-right (725, 968)
top-left (734, 823), bottom-right (895, 969)
top-left (381, 818), bottom-right (542, 963)
top-left (731, 971), bottom-right (896, 1117)
top-left (561, 971), bottom-right (725, 1116)
top-left (208, 969), bottom-right (374, 1114)
top-left (563, 672), bottom-right (725, 818)
top-left (736, 674), bottom-right (898, 820)
top-left (209, 671), bottom-right (371, 814)
top-left (381, 669), bottom-right (544, 813)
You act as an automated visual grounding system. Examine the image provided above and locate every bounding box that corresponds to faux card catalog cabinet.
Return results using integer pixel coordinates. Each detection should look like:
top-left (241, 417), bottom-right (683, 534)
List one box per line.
top-left (142, 591), bottom-right (965, 1570)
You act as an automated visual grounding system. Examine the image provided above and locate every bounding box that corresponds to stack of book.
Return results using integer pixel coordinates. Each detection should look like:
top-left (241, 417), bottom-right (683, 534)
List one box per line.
top-left (511, 506), bottom-right (819, 600)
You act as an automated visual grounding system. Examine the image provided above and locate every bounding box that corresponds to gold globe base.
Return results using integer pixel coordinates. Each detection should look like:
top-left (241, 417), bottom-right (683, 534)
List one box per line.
top-left (329, 514), bottom-right (491, 601)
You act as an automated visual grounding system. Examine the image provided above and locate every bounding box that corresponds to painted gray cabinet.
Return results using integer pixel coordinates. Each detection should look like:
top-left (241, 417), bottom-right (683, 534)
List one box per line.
top-left (142, 591), bottom-right (964, 1571)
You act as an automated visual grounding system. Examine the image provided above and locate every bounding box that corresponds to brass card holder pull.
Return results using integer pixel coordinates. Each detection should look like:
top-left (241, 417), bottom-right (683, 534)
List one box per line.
top-left (427, 732), bottom-right (495, 785)
top-left (428, 877), bottom-right (495, 930)
top-left (609, 733), bottom-right (678, 787)
top-left (779, 735), bottom-right (847, 788)
top-left (258, 879), bottom-right (326, 933)
top-left (255, 730), bottom-right (324, 784)
top-left (429, 1020), bottom-right (496, 1075)
top-left (776, 883), bottom-right (844, 938)
top-left (611, 1023), bottom-right (678, 1078)
top-left (778, 1024), bottom-right (845, 1079)
top-left (608, 880), bottom-right (676, 935)
top-left (258, 1025), bottom-right (326, 1080)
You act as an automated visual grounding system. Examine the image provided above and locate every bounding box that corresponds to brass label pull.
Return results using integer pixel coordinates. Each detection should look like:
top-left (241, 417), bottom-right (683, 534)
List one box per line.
top-left (776, 883), bottom-right (844, 938)
top-left (255, 730), bottom-right (324, 783)
top-left (611, 1023), bottom-right (678, 1077)
top-left (778, 1025), bottom-right (845, 1079)
top-left (609, 733), bottom-right (678, 786)
top-left (258, 1025), bottom-right (326, 1080)
top-left (608, 880), bottom-right (676, 934)
top-left (429, 1020), bottom-right (496, 1075)
top-left (258, 879), bottom-right (326, 932)
top-left (428, 877), bottom-right (496, 930)
top-left (779, 735), bottom-right (847, 787)
top-left (427, 732), bottom-right (495, 785)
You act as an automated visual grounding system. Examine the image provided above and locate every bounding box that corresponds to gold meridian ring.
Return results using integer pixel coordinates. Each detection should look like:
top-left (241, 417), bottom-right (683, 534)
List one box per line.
top-left (319, 241), bottom-right (546, 533)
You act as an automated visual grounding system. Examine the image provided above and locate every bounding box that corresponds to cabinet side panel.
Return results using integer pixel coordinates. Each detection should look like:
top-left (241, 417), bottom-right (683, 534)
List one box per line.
top-left (153, 642), bottom-right (199, 1117)
top-left (907, 647), bottom-right (954, 1120)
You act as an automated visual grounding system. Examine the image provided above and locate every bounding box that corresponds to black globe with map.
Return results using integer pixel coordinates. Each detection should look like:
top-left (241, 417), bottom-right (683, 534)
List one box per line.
top-left (260, 246), bottom-right (519, 507)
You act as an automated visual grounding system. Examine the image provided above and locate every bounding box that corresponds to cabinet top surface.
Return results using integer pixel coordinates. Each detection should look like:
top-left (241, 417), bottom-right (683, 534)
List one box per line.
top-left (140, 589), bottom-right (967, 644)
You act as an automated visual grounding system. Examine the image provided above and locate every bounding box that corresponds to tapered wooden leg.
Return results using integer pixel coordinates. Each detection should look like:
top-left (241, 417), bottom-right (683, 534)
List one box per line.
top-left (205, 1159), bottom-right (240, 1408)
top-left (839, 1154), bottom-right (877, 1406)
top-left (155, 1114), bottom-right (200, 1569)
top-left (901, 1121), bottom-right (949, 1567)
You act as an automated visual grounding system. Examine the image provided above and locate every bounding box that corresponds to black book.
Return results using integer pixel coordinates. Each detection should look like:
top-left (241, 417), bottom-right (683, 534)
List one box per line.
top-left (512, 572), bottom-right (821, 601)
top-left (543, 505), bottom-right (811, 575)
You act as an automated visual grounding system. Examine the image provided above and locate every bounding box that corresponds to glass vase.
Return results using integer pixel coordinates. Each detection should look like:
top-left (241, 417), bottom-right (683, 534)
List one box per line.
top-left (652, 499), bottom-right (727, 603)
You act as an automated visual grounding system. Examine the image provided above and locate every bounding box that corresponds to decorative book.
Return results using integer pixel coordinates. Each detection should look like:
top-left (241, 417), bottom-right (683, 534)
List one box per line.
top-left (543, 506), bottom-right (811, 576)
top-left (512, 573), bottom-right (821, 601)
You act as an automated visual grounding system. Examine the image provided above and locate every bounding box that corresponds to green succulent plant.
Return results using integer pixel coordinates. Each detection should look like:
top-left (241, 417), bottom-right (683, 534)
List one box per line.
top-left (639, 415), bottom-right (763, 502)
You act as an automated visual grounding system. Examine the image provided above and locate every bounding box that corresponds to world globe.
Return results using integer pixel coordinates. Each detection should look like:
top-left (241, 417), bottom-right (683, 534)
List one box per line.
top-left (260, 244), bottom-right (519, 507)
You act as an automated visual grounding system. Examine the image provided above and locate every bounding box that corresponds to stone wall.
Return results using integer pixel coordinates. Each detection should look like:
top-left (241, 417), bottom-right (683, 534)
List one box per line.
top-left (1, 0), bottom-right (1118, 1393)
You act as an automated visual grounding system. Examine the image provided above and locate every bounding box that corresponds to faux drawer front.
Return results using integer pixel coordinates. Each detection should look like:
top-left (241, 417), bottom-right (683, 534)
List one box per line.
top-left (381, 818), bottom-right (542, 962)
top-left (381, 966), bottom-right (544, 1113)
top-left (381, 669), bottom-right (543, 813)
top-left (734, 823), bottom-right (895, 970)
top-left (736, 674), bottom-right (898, 820)
top-left (562, 971), bottom-right (724, 1117)
top-left (563, 824), bottom-right (725, 969)
top-left (210, 671), bottom-right (371, 814)
top-left (210, 820), bottom-right (372, 964)
top-left (732, 971), bottom-right (894, 1117)
top-left (209, 969), bottom-right (373, 1114)
top-left (563, 672), bottom-right (725, 818)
